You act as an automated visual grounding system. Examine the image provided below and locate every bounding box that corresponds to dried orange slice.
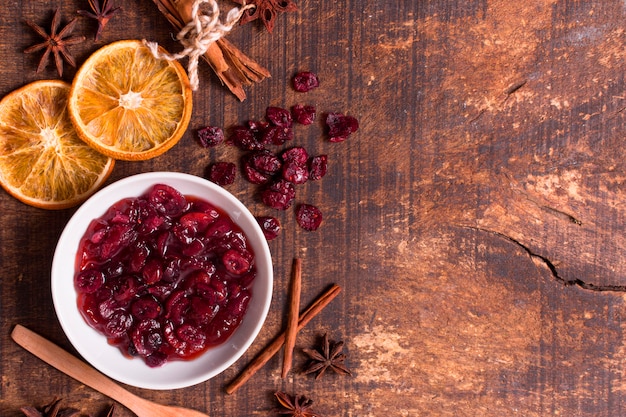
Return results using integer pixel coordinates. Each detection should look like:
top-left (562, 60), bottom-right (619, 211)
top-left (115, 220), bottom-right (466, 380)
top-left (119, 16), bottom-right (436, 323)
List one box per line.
top-left (0, 80), bottom-right (114, 210)
top-left (68, 40), bottom-right (193, 161)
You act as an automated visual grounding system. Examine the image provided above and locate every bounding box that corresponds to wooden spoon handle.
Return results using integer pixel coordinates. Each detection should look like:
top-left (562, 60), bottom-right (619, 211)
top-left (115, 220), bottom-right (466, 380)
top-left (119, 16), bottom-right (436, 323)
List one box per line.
top-left (11, 325), bottom-right (145, 413)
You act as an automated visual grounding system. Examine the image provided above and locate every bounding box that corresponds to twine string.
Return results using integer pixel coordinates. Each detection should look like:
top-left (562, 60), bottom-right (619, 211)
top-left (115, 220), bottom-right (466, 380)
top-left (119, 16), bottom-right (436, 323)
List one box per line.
top-left (144, 0), bottom-right (254, 90)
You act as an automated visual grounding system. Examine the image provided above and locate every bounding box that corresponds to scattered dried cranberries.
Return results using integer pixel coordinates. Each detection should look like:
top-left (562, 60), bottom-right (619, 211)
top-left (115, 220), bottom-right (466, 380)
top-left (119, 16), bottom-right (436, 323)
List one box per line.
top-left (266, 106), bottom-right (293, 128)
top-left (256, 216), bottom-right (281, 240)
top-left (196, 126), bottom-right (225, 147)
top-left (292, 104), bottom-right (316, 125)
top-left (309, 155), bottom-right (327, 180)
top-left (230, 125), bottom-right (265, 151)
top-left (292, 71), bottom-right (320, 92)
top-left (206, 162), bottom-right (236, 186)
top-left (281, 146), bottom-right (309, 165)
top-left (325, 112), bottom-right (359, 142)
top-left (296, 204), bottom-right (323, 231)
top-left (196, 71), bottom-right (358, 233)
top-left (262, 179), bottom-right (296, 210)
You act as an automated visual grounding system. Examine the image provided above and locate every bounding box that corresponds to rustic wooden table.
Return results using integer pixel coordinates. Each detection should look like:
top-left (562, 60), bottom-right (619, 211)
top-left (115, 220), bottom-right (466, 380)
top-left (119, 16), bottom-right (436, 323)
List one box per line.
top-left (2, 0), bottom-right (626, 416)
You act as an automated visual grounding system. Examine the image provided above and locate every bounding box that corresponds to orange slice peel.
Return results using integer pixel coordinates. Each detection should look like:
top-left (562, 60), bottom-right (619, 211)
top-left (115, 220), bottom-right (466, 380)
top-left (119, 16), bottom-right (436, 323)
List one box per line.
top-left (0, 80), bottom-right (114, 210)
top-left (68, 40), bottom-right (193, 161)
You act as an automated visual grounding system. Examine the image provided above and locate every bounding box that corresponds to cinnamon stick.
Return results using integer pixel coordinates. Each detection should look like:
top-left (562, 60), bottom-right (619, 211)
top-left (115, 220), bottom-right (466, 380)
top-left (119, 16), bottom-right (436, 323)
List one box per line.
top-left (172, 0), bottom-right (230, 74)
top-left (151, 0), bottom-right (270, 101)
top-left (225, 284), bottom-right (342, 394)
top-left (281, 258), bottom-right (302, 378)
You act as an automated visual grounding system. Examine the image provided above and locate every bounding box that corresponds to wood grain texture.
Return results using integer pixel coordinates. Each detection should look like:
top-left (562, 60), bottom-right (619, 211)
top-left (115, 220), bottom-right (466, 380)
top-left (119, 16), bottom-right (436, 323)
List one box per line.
top-left (1, 0), bottom-right (625, 416)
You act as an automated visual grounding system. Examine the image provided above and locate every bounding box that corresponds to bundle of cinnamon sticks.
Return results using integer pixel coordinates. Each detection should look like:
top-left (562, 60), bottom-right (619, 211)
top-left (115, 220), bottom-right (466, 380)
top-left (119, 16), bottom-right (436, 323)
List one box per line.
top-left (151, 0), bottom-right (270, 101)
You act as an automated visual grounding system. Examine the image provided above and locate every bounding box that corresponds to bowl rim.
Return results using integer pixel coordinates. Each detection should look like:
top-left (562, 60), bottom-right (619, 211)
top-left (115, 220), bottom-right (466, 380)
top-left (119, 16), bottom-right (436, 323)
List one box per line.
top-left (51, 172), bottom-right (273, 390)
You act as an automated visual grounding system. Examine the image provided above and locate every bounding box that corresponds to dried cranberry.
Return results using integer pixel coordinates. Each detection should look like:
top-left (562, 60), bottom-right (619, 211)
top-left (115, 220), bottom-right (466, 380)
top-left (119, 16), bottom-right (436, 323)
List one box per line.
top-left (262, 180), bottom-right (296, 210)
top-left (292, 71), bottom-right (320, 92)
top-left (309, 155), bottom-right (328, 180)
top-left (229, 125), bottom-right (264, 150)
top-left (281, 146), bottom-right (309, 165)
top-left (262, 125), bottom-right (294, 146)
top-left (281, 160), bottom-right (309, 184)
top-left (247, 119), bottom-right (270, 132)
top-left (206, 161), bottom-right (236, 186)
top-left (245, 119), bottom-right (269, 144)
top-left (256, 216), bottom-right (280, 240)
top-left (295, 204), bottom-right (323, 231)
top-left (325, 112), bottom-right (359, 142)
top-left (291, 104), bottom-right (316, 125)
top-left (265, 106), bottom-right (293, 128)
top-left (242, 151), bottom-right (275, 184)
top-left (243, 161), bottom-right (272, 185)
top-left (196, 126), bottom-right (224, 147)
top-left (251, 150), bottom-right (282, 174)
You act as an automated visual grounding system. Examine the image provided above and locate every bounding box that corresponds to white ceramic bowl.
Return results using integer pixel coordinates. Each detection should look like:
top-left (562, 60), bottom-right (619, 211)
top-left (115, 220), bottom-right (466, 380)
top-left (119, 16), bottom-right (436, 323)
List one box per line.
top-left (51, 172), bottom-right (273, 390)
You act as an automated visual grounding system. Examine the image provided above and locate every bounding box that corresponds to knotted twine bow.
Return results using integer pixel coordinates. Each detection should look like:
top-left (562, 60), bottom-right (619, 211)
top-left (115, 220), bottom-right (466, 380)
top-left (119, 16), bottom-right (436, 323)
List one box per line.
top-left (143, 0), bottom-right (254, 91)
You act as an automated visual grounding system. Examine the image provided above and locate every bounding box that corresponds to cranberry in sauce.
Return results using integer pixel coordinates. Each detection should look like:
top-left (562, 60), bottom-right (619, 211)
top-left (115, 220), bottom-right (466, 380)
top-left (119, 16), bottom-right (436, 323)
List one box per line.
top-left (74, 184), bottom-right (256, 367)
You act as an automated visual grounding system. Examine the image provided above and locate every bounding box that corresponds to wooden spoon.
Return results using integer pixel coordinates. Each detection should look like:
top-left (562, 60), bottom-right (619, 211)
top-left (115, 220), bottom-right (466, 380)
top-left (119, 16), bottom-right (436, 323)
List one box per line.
top-left (11, 324), bottom-right (210, 417)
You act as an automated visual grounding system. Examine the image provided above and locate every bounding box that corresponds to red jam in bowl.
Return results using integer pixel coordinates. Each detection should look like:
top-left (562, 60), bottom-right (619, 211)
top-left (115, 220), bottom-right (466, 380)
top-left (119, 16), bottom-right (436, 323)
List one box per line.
top-left (74, 184), bottom-right (256, 367)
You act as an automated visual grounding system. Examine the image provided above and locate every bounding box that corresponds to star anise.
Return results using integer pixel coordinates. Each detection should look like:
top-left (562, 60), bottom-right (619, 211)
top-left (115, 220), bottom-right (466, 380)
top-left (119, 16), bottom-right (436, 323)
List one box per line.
top-left (24, 9), bottom-right (86, 77)
top-left (20, 397), bottom-right (116, 417)
top-left (274, 392), bottom-right (321, 417)
top-left (233, 0), bottom-right (297, 33)
top-left (77, 0), bottom-right (121, 41)
top-left (20, 397), bottom-right (79, 417)
top-left (302, 333), bottom-right (352, 379)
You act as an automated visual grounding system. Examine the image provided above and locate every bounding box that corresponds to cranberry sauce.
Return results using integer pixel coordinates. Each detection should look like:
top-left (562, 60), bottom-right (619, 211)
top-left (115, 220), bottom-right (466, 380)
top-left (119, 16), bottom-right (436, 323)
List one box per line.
top-left (74, 184), bottom-right (256, 367)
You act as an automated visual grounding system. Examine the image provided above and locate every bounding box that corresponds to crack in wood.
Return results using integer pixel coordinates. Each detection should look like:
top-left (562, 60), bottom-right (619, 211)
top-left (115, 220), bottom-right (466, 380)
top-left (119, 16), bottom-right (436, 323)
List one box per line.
top-left (462, 226), bottom-right (626, 293)
top-left (504, 79), bottom-right (527, 96)
top-left (468, 108), bottom-right (486, 124)
top-left (468, 79), bottom-right (528, 123)
top-left (540, 205), bottom-right (582, 225)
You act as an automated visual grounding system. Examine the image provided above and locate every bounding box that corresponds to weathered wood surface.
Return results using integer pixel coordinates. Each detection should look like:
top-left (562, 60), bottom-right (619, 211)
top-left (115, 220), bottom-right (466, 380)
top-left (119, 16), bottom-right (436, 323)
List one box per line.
top-left (1, 0), bottom-right (625, 415)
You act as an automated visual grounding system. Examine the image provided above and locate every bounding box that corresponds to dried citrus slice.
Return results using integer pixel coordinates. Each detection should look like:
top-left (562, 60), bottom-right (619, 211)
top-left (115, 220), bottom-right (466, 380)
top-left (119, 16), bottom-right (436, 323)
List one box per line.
top-left (68, 40), bottom-right (193, 161)
top-left (0, 80), bottom-right (114, 210)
